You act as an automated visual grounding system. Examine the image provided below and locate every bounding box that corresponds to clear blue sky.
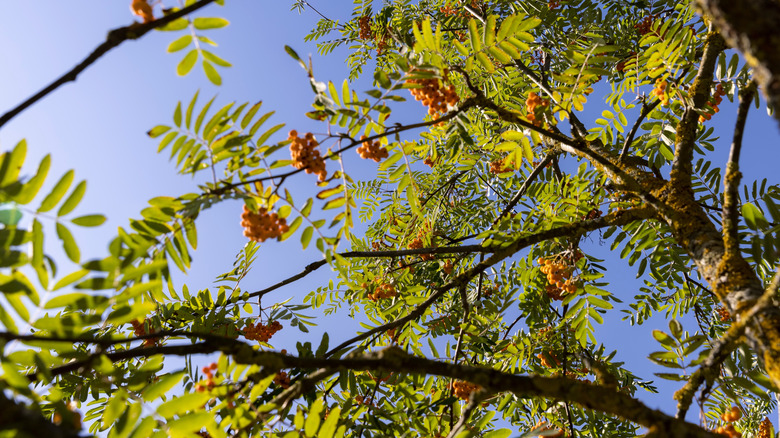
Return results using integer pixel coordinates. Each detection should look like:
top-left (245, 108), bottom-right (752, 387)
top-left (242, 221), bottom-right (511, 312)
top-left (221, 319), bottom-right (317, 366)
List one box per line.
top-left (1, 0), bottom-right (778, 432)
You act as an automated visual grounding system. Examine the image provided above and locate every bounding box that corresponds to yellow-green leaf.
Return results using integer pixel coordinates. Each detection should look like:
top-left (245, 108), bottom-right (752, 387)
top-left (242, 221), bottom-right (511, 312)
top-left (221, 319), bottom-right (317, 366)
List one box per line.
top-left (193, 17), bottom-right (229, 30)
top-left (38, 170), bottom-right (74, 213)
top-left (167, 35), bottom-right (192, 53)
top-left (57, 181), bottom-right (86, 217)
top-left (177, 50), bottom-right (198, 76)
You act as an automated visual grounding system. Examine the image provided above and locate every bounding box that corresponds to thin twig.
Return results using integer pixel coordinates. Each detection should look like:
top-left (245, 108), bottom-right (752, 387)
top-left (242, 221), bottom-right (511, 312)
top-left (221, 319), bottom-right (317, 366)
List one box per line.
top-left (0, 0), bottom-right (219, 130)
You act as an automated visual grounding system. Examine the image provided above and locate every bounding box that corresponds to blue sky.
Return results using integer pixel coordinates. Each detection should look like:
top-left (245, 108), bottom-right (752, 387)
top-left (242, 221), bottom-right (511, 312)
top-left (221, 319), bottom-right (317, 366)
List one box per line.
top-left (1, 0), bottom-right (778, 433)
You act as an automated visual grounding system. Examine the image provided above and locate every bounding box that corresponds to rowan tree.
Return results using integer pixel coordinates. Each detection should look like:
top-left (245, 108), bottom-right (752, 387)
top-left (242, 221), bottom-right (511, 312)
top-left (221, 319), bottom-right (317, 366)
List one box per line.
top-left (1, 1), bottom-right (780, 437)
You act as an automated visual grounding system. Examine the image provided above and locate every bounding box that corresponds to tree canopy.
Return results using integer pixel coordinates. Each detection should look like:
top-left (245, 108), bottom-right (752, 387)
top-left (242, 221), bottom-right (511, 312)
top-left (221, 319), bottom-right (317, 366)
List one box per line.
top-left (1, 1), bottom-right (780, 437)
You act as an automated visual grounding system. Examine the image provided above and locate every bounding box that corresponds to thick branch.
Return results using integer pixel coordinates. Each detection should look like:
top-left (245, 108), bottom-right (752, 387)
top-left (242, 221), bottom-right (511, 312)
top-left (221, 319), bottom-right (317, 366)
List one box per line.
top-left (675, 264), bottom-right (780, 419)
top-left (695, 0), bottom-right (780, 128)
top-left (29, 333), bottom-right (722, 436)
top-left (227, 346), bottom-right (722, 438)
top-left (669, 32), bottom-right (726, 190)
top-left (0, 0), bottom-right (219, 130)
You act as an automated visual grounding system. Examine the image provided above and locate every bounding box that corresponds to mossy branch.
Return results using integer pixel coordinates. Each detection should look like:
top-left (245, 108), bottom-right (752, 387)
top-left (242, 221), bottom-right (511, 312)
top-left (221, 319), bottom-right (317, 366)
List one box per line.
top-left (675, 263), bottom-right (780, 419)
top-left (695, 0), bottom-right (780, 128)
top-left (722, 81), bottom-right (757, 257)
top-left (669, 32), bottom-right (726, 190)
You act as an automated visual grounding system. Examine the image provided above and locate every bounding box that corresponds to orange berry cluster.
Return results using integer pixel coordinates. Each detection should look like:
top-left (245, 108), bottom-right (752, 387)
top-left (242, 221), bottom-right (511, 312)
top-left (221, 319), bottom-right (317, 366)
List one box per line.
top-left (368, 371), bottom-right (391, 383)
top-left (442, 260), bottom-right (454, 275)
top-left (408, 237), bottom-right (434, 261)
top-left (131, 319), bottom-right (159, 347)
top-left (700, 83), bottom-right (726, 123)
top-left (354, 395), bottom-right (373, 405)
top-left (367, 282), bottom-right (396, 301)
top-left (537, 351), bottom-right (562, 368)
top-left (583, 208), bottom-right (602, 220)
top-left (196, 362), bottom-right (218, 392)
top-left (376, 32), bottom-right (391, 55)
top-left (715, 406), bottom-right (742, 438)
top-left (358, 15), bottom-right (374, 40)
top-left (407, 76), bottom-right (459, 117)
top-left (634, 15), bottom-right (655, 36)
top-left (371, 240), bottom-right (388, 251)
top-left (423, 156), bottom-right (436, 167)
top-left (452, 380), bottom-right (480, 400)
top-left (243, 320), bottom-right (283, 343)
top-left (131, 0), bottom-right (154, 23)
top-left (758, 417), bottom-right (773, 438)
top-left (538, 258), bottom-right (576, 300)
top-left (439, 5), bottom-right (470, 18)
top-left (241, 205), bottom-right (289, 242)
top-left (357, 135), bottom-right (389, 161)
top-left (715, 306), bottom-right (732, 322)
top-left (525, 92), bottom-right (551, 127)
top-left (548, 0), bottom-right (561, 8)
top-left (274, 371), bottom-right (291, 389)
top-left (288, 130), bottom-right (327, 182)
top-left (534, 422), bottom-right (564, 438)
top-left (653, 79), bottom-right (670, 106)
top-left (490, 158), bottom-right (511, 174)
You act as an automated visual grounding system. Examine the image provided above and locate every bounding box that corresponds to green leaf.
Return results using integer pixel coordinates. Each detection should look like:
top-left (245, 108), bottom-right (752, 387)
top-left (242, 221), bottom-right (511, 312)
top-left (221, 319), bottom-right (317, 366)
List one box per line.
top-left (318, 407), bottom-right (341, 438)
top-left (38, 170), bottom-right (74, 213)
top-left (147, 125), bottom-right (171, 138)
top-left (142, 371), bottom-right (185, 401)
top-left (193, 17), bottom-right (229, 30)
top-left (14, 154), bottom-right (50, 205)
top-left (71, 214), bottom-right (106, 227)
top-left (177, 50), bottom-right (198, 76)
top-left (301, 226), bottom-right (313, 249)
top-left (168, 412), bottom-right (213, 435)
top-left (56, 222), bottom-right (80, 263)
top-left (51, 269), bottom-right (89, 291)
top-left (157, 17), bottom-right (189, 31)
top-left (106, 301), bottom-right (155, 326)
top-left (742, 202), bottom-right (769, 230)
top-left (202, 60), bottom-right (222, 86)
top-left (57, 180), bottom-right (86, 217)
top-left (173, 101), bottom-right (183, 127)
top-left (167, 34), bottom-right (193, 53)
top-left (0, 140), bottom-right (26, 187)
top-left (483, 429), bottom-right (512, 438)
top-left (157, 392), bottom-right (210, 418)
top-left (202, 50), bottom-right (231, 67)
top-left (0, 205), bottom-right (22, 226)
top-left (103, 390), bottom-right (128, 429)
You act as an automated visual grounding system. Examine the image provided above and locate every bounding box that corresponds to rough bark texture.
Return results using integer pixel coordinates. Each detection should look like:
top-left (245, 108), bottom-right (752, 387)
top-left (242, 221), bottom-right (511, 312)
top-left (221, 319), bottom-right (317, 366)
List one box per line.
top-left (696, 0), bottom-right (780, 128)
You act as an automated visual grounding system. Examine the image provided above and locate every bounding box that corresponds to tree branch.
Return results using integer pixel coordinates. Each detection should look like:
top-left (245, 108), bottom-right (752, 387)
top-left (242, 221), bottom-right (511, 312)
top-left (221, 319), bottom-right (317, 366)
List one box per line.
top-left (675, 263), bottom-right (780, 419)
top-left (494, 152), bottom-right (556, 220)
top-left (243, 244), bottom-right (487, 301)
top-left (695, 0), bottom-right (780, 128)
top-left (669, 32), bottom-right (726, 191)
top-left (226, 346), bottom-right (723, 438)
top-left (721, 81), bottom-right (756, 257)
top-left (0, 0), bottom-right (219, 130)
top-left (325, 207), bottom-right (654, 358)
